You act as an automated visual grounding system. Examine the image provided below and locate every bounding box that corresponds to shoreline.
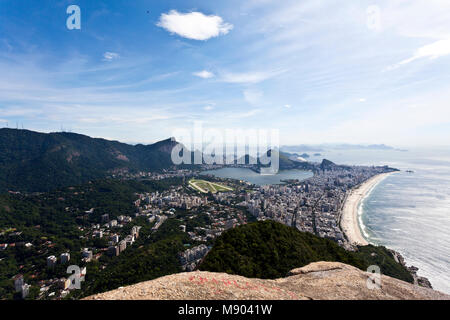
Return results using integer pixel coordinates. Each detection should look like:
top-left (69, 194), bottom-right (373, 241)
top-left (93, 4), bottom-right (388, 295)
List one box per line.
top-left (340, 172), bottom-right (394, 246)
top-left (340, 171), bottom-right (435, 290)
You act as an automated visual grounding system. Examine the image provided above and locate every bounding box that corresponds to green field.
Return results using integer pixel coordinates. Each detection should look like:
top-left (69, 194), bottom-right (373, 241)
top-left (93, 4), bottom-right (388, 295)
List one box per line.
top-left (189, 179), bottom-right (233, 194)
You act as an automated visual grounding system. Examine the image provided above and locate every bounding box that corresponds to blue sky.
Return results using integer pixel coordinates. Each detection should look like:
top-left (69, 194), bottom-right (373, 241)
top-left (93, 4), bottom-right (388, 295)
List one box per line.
top-left (0, 0), bottom-right (450, 147)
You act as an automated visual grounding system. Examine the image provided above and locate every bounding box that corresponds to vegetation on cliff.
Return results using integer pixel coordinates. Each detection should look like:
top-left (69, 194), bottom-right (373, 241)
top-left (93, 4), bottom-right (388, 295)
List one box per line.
top-left (199, 220), bottom-right (413, 283)
top-left (0, 128), bottom-right (183, 192)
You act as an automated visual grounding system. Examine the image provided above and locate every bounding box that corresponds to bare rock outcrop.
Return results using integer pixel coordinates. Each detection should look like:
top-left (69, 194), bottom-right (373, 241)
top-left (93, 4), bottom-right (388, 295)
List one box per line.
top-left (85, 261), bottom-right (449, 300)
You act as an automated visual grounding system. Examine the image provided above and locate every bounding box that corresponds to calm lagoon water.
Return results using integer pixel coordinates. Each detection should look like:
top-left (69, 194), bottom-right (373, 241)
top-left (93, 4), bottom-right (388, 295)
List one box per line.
top-left (201, 167), bottom-right (313, 186)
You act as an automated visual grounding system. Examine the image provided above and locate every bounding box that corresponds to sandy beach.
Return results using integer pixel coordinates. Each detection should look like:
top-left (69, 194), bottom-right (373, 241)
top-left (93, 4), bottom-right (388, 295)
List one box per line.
top-left (340, 172), bottom-right (394, 246)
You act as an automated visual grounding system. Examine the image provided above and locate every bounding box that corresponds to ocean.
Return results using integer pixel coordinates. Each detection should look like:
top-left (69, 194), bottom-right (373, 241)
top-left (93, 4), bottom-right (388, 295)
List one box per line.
top-left (203, 148), bottom-right (450, 294)
top-left (307, 148), bottom-right (450, 294)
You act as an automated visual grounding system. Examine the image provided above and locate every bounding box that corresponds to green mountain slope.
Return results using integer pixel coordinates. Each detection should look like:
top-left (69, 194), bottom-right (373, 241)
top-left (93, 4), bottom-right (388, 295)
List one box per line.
top-left (0, 129), bottom-right (182, 192)
top-left (199, 220), bottom-right (413, 283)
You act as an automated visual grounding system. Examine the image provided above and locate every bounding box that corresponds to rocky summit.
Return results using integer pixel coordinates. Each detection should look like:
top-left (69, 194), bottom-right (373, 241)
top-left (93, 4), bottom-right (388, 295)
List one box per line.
top-left (85, 262), bottom-right (450, 300)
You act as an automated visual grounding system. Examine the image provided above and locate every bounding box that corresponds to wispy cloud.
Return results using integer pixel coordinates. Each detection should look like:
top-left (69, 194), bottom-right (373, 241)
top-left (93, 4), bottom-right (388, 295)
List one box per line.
top-left (243, 89), bottom-right (263, 105)
top-left (193, 70), bottom-right (214, 79)
top-left (387, 39), bottom-right (450, 70)
top-left (227, 108), bottom-right (261, 119)
top-left (103, 52), bottom-right (120, 61)
top-left (2, 1), bottom-right (450, 146)
top-left (78, 113), bottom-right (172, 125)
top-left (221, 70), bottom-right (285, 84)
top-left (157, 10), bottom-right (233, 40)
top-left (380, 0), bottom-right (450, 39)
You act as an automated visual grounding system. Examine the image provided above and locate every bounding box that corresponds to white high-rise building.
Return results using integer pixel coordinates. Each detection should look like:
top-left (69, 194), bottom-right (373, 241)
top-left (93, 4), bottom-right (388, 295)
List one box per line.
top-left (47, 255), bottom-right (57, 268)
top-left (14, 274), bottom-right (24, 292)
top-left (60, 252), bottom-right (70, 264)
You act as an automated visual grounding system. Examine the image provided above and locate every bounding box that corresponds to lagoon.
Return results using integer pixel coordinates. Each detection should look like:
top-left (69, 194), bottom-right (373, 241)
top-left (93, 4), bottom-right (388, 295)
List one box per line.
top-left (201, 167), bottom-right (313, 186)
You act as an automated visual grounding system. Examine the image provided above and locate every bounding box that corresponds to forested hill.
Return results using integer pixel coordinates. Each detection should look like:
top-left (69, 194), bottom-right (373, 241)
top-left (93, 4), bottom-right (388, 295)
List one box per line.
top-left (0, 128), bottom-right (183, 193)
top-left (199, 220), bottom-right (414, 283)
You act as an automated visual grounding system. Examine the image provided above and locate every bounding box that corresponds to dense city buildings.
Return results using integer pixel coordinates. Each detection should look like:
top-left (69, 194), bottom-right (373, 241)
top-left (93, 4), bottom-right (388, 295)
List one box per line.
top-left (1, 161), bottom-right (395, 299)
top-left (179, 245), bottom-right (210, 271)
top-left (240, 164), bottom-right (395, 249)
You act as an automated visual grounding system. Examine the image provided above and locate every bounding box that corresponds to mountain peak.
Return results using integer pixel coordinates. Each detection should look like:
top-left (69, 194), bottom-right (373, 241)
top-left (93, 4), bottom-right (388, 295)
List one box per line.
top-left (0, 128), bottom-right (185, 192)
top-left (320, 159), bottom-right (336, 169)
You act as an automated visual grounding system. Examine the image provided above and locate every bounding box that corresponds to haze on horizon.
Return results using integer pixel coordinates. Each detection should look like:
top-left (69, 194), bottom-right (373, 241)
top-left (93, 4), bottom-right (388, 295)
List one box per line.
top-left (0, 0), bottom-right (450, 148)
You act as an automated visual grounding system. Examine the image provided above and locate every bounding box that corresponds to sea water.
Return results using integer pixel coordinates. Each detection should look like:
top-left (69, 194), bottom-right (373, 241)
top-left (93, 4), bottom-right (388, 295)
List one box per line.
top-left (308, 147), bottom-right (450, 294)
top-left (203, 148), bottom-right (450, 293)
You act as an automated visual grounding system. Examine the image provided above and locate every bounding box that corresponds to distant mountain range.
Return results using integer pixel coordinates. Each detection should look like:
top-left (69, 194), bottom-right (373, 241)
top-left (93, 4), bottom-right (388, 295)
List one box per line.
top-left (0, 128), bottom-right (380, 193)
top-left (0, 128), bottom-right (184, 193)
top-left (281, 143), bottom-right (407, 153)
top-left (236, 149), bottom-right (317, 173)
top-left (0, 129), bottom-right (311, 192)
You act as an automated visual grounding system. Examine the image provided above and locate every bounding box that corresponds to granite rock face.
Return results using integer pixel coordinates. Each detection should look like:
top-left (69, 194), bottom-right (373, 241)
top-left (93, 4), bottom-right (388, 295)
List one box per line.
top-left (85, 262), bottom-right (449, 300)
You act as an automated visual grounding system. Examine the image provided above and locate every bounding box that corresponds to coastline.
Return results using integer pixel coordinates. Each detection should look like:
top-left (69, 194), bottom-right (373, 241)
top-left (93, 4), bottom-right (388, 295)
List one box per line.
top-left (340, 172), bottom-right (394, 246)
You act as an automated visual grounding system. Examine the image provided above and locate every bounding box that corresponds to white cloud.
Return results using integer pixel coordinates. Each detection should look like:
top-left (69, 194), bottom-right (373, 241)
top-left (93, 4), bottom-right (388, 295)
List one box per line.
top-left (157, 10), bottom-right (233, 40)
top-left (0, 107), bottom-right (42, 117)
top-left (103, 52), bottom-right (120, 61)
top-left (284, 104), bottom-right (292, 108)
top-left (387, 39), bottom-right (450, 70)
top-left (380, 0), bottom-right (450, 40)
top-left (193, 70), bottom-right (215, 79)
top-left (240, 109), bottom-right (261, 118)
top-left (243, 89), bottom-right (263, 105)
top-left (403, 39), bottom-right (450, 62)
top-left (359, 98), bottom-right (366, 102)
top-left (226, 109), bottom-right (261, 119)
top-left (221, 70), bottom-right (284, 84)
